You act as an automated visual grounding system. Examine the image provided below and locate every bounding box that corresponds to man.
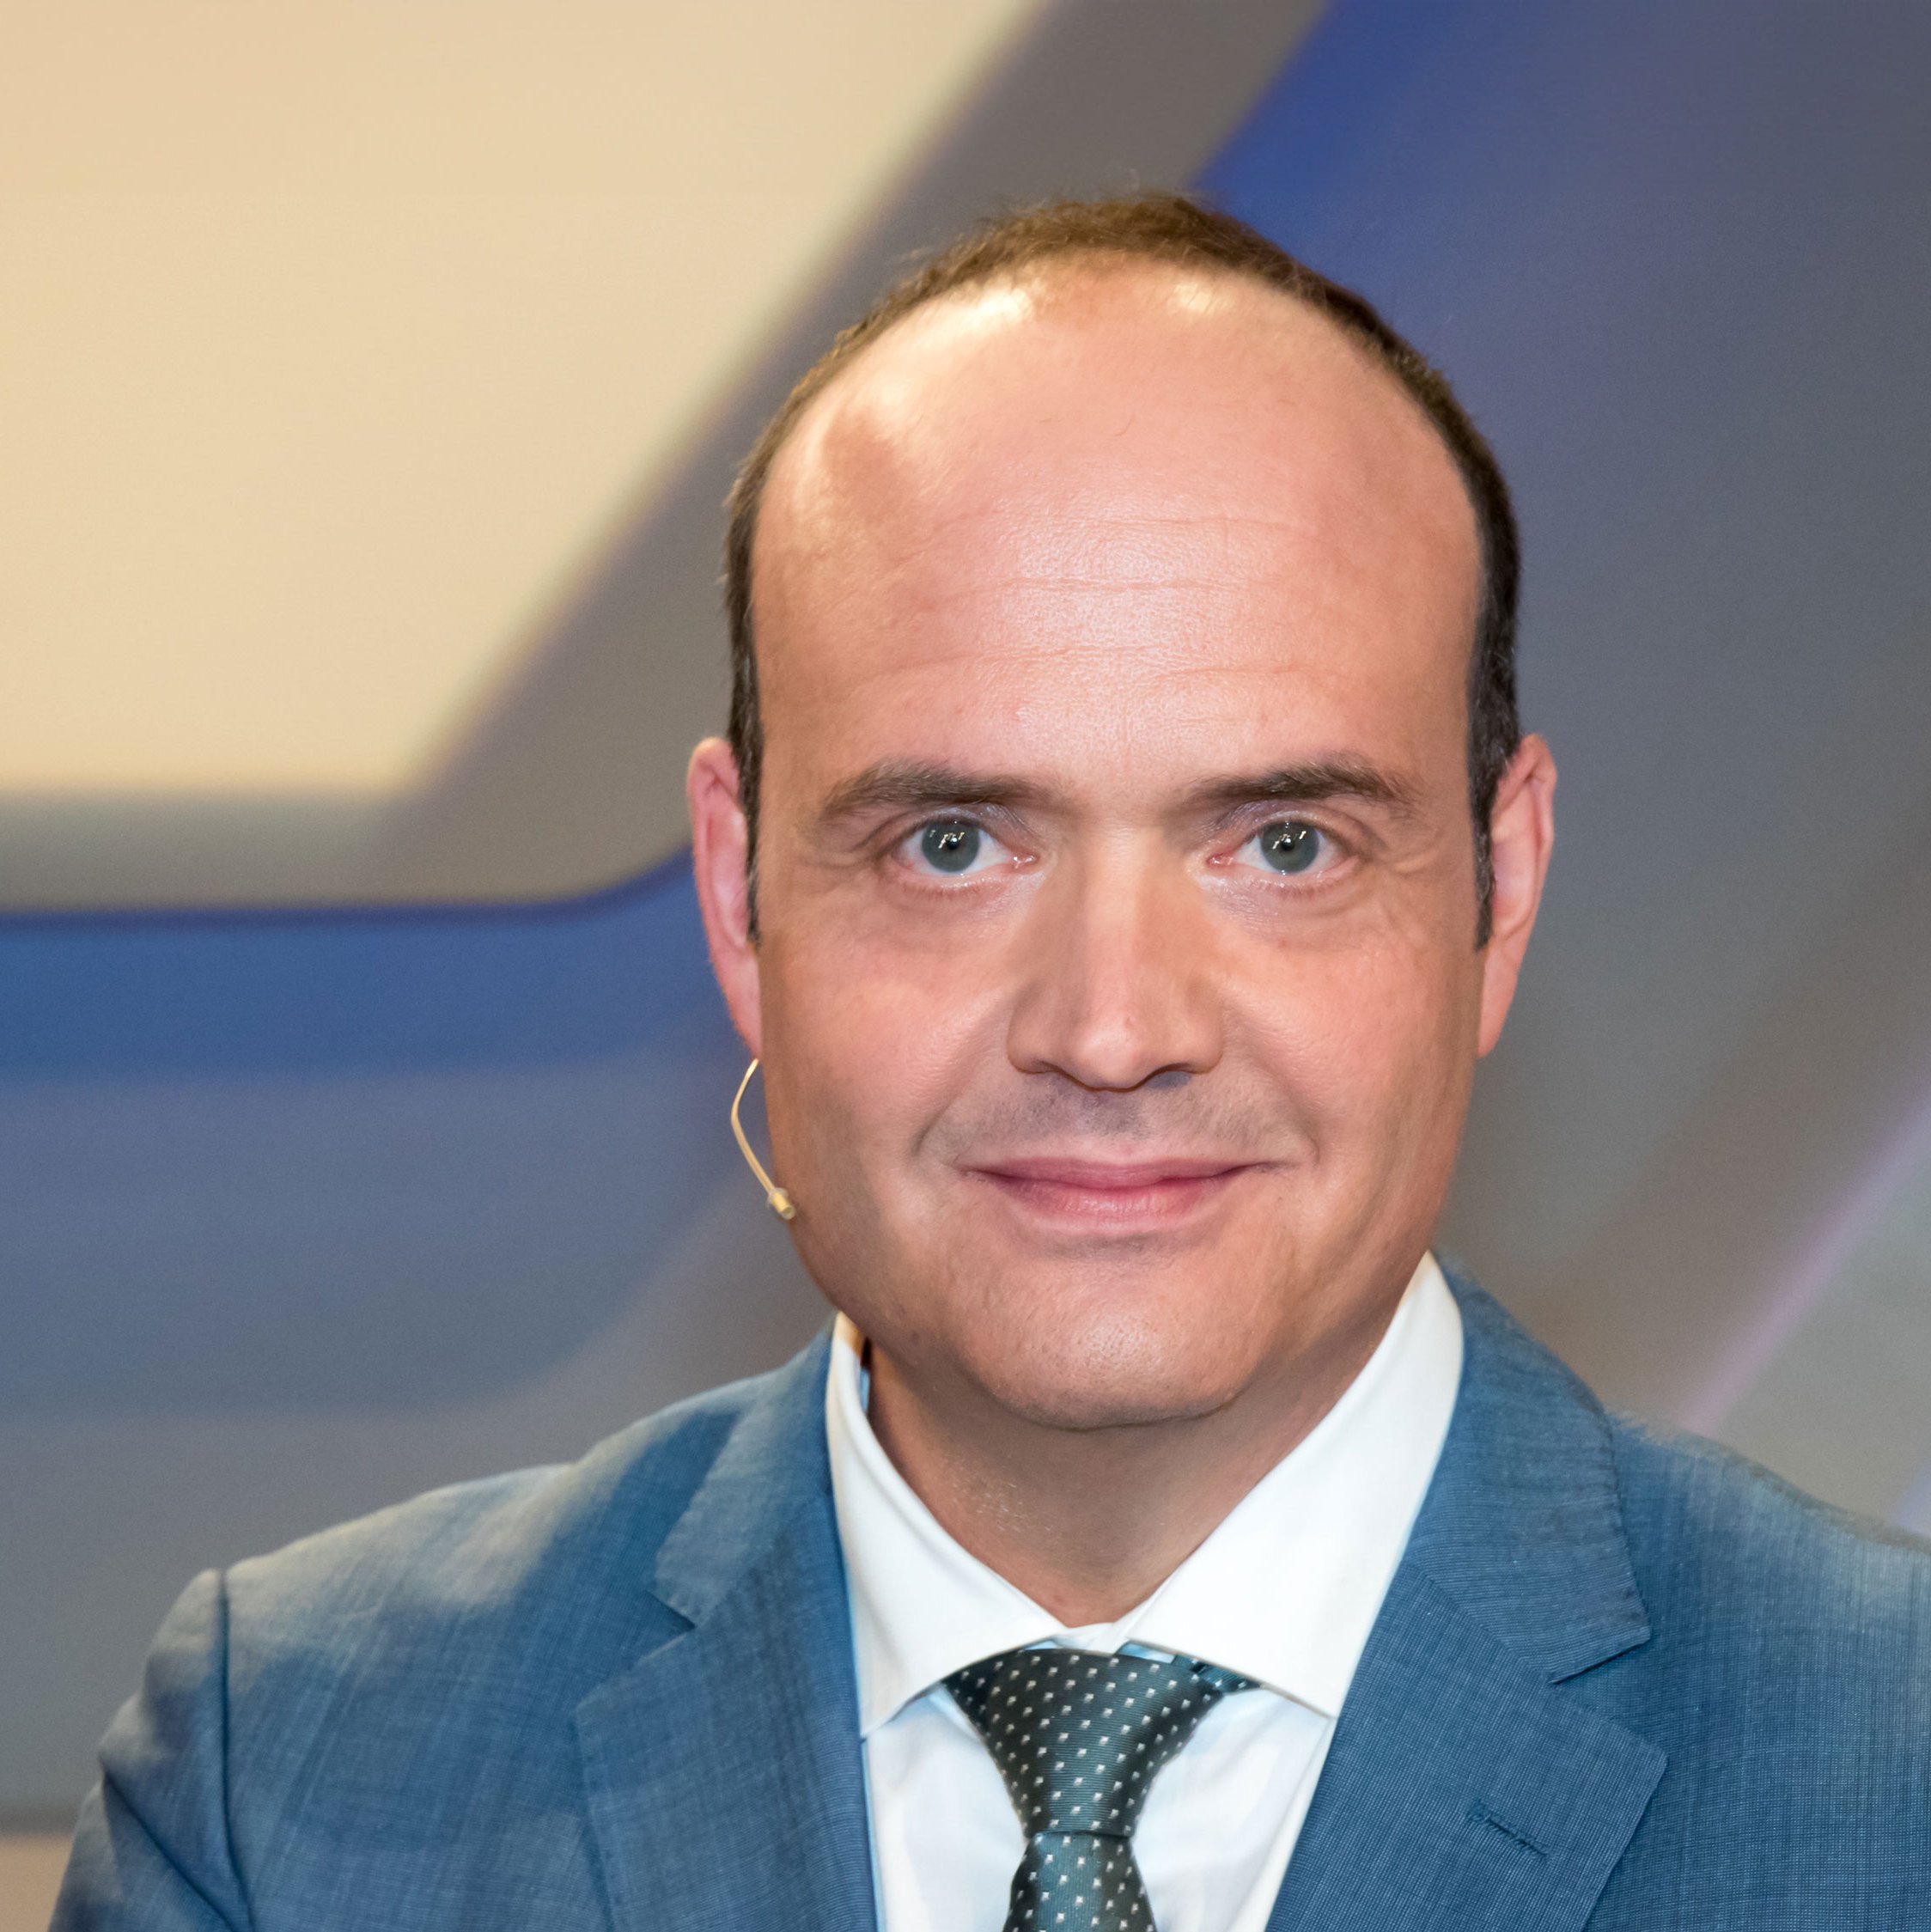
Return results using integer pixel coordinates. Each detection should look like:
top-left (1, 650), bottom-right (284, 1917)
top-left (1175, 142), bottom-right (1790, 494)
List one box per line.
top-left (58, 196), bottom-right (1931, 1929)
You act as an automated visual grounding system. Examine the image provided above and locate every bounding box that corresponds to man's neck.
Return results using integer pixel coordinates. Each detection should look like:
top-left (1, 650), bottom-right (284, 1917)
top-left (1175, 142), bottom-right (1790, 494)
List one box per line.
top-left (862, 1298), bottom-right (1403, 1627)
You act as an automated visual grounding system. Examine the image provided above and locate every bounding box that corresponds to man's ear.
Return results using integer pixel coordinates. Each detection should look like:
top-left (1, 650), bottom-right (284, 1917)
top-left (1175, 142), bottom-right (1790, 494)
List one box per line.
top-left (687, 736), bottom-right (764, 1057)
top-left (1477, 732), bottom-right (1556, 1057)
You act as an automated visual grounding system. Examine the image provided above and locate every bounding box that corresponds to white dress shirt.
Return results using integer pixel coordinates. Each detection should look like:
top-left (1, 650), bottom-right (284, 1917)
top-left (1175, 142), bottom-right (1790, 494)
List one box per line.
top-left (825, 1252), bottom-right (1465, 1932)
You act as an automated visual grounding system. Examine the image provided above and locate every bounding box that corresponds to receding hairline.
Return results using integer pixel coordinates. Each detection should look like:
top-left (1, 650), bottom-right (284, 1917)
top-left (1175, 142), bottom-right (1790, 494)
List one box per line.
top-left (749, 249), bottom-right (1475, 583)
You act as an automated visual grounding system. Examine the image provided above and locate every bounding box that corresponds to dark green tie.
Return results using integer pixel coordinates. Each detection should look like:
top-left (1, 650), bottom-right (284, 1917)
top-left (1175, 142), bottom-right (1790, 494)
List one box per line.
top-left (946, 1647), bottom-right (1257, 1932)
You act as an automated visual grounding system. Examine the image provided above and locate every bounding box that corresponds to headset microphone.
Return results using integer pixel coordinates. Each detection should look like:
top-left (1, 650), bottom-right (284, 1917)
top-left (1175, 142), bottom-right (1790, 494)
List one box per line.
top-left (729, 1058), bottom-right (796, 1222)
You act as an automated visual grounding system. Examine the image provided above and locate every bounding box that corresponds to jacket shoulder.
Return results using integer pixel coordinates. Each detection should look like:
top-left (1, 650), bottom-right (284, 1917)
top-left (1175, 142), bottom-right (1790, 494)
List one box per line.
top-left (1603, 1408), bottom-right (1931, 1724)
top-left (1445, 1269), bottom-right (1931, 1650)
top-left (223, 1354), bottom-right (808, 1674)
top-left (1575, 1412), bottom-right (1931, 1913)
top-left (1610, 1408), bottom-right (1931, 1606)
top-left (70, 1346), bottom-right (833, 1926)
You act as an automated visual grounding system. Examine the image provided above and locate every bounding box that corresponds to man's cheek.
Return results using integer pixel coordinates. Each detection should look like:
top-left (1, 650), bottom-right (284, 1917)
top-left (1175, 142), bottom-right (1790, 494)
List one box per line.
top-left (1252, 964), bottom-right (1441, 1180)
top-left (1238, 942), bottom-right (1409, 1083)
top-left (780, 972), bottom-right (975, 1161)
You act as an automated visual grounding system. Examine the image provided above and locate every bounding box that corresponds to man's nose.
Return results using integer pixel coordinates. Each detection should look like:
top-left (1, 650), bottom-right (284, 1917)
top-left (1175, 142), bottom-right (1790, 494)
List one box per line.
top-left (1005, 845), bottom-right (1223, 1092)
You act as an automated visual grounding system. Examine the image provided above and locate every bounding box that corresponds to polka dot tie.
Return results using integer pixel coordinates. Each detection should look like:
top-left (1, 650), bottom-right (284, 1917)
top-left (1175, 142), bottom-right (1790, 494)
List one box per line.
top-left (945, 1647), bottom-right (1257, 1932)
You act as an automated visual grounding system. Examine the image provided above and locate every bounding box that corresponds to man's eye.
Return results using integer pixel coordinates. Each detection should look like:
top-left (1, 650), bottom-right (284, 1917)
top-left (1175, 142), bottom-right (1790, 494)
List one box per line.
top-left (1234, 819), bottom-right (1330, 876)
top-left (904, 819), bottom-right (1005, 877)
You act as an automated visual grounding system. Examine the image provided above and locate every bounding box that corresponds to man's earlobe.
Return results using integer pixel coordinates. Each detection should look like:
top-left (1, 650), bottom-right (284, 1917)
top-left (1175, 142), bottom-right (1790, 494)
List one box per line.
top-left (687, 736), bottom-right (764, 1055)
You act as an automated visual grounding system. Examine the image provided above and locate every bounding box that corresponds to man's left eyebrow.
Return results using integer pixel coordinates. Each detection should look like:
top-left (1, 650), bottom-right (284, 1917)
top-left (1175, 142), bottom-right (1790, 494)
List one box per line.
top-left (1185, 759), bottom-right (1426, 819)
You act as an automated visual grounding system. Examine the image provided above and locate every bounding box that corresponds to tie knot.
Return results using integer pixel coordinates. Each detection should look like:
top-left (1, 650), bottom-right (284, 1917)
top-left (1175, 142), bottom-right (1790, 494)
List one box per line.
top-left (946, 1648), bottom-right (1254, 1840)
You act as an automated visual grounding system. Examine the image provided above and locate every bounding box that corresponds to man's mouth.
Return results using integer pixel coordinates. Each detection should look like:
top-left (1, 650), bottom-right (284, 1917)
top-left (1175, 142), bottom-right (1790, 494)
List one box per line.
top-left (960, 1154), bottom-right (1258, 1228)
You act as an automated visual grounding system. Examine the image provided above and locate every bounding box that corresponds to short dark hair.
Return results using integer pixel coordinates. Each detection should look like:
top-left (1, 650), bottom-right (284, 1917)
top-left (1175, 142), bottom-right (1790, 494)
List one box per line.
top-left (724, 192), bottom-right (1520, 943)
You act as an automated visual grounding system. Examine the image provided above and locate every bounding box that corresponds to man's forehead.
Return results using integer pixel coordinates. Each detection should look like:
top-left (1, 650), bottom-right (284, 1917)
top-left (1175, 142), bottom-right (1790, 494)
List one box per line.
top-left (757, 259), bottom-right (1471, 582)
top-left (748, 259), bottom-right (1481, 814)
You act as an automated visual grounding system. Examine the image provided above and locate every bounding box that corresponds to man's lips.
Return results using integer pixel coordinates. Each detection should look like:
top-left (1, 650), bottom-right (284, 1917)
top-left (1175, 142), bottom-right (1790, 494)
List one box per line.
top-left (959, 1154), bottom-right (1259, 1226)
top-left (971, 1155), bottom-right (1251, 1187)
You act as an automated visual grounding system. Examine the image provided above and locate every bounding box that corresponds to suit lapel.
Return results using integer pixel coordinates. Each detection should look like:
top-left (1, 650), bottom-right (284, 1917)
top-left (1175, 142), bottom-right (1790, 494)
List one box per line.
top-left (575, 1333), bottom-right (877, 1932)
top-left (1269, 1271), bottom-right (1666, 1932)
top-left (1265, 1566), bottom-right (1662, 1932)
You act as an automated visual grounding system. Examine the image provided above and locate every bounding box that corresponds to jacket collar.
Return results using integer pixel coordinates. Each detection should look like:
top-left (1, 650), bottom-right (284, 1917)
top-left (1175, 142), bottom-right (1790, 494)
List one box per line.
top-left (1264, 1263), bottom-right (1664, 1932)
top-left (575, 1329), bottom-right (877, 1932)
top-left (647, 1327), bottom-right (841, 1626)
top-left (1405, 1261), bottom-right (1651, 1680)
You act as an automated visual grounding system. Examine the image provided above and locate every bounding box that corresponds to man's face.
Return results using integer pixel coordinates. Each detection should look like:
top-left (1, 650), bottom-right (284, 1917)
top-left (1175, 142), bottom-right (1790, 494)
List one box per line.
top-left (694, 265), bottom-right (1549, 1433)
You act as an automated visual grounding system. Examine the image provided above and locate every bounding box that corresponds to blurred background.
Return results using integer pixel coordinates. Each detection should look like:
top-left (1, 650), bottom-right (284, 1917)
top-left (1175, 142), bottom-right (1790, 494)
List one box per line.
top-left (6, 0), bottom-right (1931, 1917)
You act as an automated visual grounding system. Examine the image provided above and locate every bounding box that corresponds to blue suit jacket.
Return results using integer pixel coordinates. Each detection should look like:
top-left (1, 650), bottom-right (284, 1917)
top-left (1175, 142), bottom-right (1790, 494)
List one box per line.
top-left (56, 1268), bottom-right (1931, 1929)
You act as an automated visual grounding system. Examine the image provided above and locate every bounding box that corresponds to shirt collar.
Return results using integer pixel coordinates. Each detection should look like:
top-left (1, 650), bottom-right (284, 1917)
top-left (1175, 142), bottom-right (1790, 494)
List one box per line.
top-left (826, 1252), bottom-right (1463, 1735)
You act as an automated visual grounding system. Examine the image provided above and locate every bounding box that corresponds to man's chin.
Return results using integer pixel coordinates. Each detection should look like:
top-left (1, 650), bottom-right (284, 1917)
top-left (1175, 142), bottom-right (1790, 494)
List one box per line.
top-left (952, 1302), bottom-right (1262, 1435)
top-left (995, 1378), bottom-right (1242, 1435)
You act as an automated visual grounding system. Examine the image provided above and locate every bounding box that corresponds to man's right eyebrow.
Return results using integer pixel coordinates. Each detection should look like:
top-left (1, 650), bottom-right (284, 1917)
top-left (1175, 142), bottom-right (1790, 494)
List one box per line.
top-left (815, 760), bottom-right (1048, 825)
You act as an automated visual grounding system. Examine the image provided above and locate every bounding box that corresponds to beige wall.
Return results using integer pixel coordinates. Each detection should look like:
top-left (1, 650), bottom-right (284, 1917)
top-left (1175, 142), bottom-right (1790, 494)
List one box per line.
top-left (2, 0), bottom-right (1040, 874)
top-left (0, 1835), bottom-right (65, 1932)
